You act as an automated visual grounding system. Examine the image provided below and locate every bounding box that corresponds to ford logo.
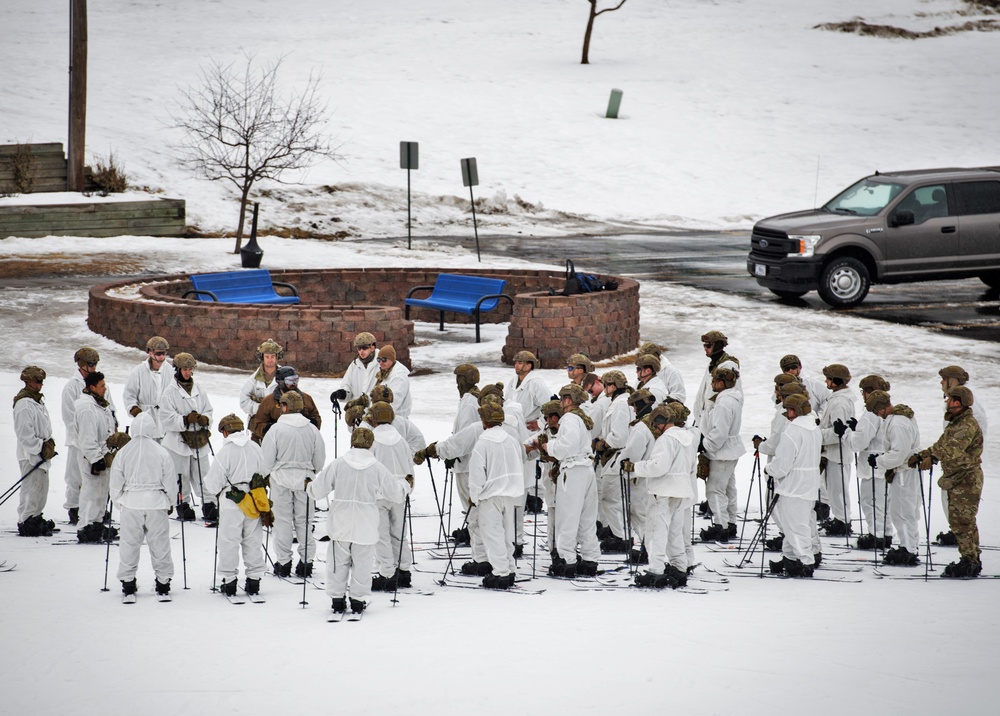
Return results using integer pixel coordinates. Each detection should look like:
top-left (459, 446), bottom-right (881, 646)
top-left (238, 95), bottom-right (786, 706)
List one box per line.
top-left (760, 239), bottom-right (769, 248)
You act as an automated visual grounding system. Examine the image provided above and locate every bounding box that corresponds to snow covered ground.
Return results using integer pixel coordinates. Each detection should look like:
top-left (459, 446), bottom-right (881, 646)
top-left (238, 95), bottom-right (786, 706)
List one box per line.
top-left (3, 1), bottom-right (1000, 714)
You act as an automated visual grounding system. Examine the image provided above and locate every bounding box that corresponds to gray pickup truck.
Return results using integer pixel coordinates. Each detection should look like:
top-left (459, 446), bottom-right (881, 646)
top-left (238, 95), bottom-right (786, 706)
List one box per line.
top-left (747, 167), bottom-right (1000, 307)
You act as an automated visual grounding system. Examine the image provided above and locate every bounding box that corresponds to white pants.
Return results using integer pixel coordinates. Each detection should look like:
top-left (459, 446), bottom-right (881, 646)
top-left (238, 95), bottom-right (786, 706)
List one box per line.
top-left (63, 445), bottom-right (83, 510)
top-left (824, 461), bottom-right (852, 523)
top-left (889, 474), bottom-right (922, 553)
top-left (78, 454), bottom-right (110, 527)
top-left (630, 478), bottom-right (650, 543)
top-left (168, 449), bottom-right (214, 508)
top-left (681, 506), bottom-right (695, 567)
top-left (598, 465), bottom-right (626, 538)
top-left (478, 495), bottom-right (515, 576)
top-left (271, 484), bottom-right (315, 565)
top-left (775, 495), bottom-right (818, 566)
top-left (555, 464), bottom-right (601, 562)
top-left (860, 476), bottom-right (891, 538)
top-left (216, 499), bottom-right (265, 582)
top-left (326, 540), bottom-right (375, 601)
top-left (376, 497), bottom-right (411, 577)
top-left (16, 460), bottom-right (48, 523)
top-left (116, 506), bottom-right (173, 582)
top-left (646, 495), bottom-right (686, 573)
top-left (707, 458), bottom-right (739, 527)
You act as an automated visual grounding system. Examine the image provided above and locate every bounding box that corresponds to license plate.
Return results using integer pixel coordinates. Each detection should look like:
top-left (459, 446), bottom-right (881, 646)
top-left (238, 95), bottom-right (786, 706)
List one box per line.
top-left (754, 264), bottom-right (766, 277)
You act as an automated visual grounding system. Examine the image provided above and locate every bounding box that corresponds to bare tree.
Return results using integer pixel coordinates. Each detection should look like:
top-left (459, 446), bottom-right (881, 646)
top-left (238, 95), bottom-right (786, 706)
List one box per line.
top-left (581, 0), bottom-right (628, 64)
top-left (175, 54), bottom-right (340, 252)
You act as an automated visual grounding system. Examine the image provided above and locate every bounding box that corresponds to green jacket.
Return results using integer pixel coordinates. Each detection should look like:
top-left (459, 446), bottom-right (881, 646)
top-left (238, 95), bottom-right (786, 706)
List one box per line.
top-left (929, 407), bottom-right (983, 478)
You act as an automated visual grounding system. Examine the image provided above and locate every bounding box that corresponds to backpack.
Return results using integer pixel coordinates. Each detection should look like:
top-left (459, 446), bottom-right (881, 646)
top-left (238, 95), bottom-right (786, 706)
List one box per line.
top-left (557, 260), bottom-right (608, 296)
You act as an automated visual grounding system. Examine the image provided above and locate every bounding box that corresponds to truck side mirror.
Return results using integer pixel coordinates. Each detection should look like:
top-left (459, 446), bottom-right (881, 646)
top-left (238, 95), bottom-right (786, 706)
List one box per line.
top-left (891, 210), bottom-right (915, 228)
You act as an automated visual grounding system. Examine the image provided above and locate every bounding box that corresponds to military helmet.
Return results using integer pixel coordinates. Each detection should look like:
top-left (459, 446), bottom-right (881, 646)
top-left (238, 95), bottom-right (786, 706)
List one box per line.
top-left (173, 352), bottom-right (197, 370)
top-left (255, 338), bottom-right (284, 362)
top-left (354, 332), bottom-right (377, 348)
top-left (454, 363), bottom-right (480, 384)
top-left (146, 336), bottom-right (170, 352)
top-left (567, 353), bottom-right (594, 374)
top-left (779, 354), bottom-right (800, 371)
top-left (864, 390), bottom-right (891, 414)
top-left (276, 366), bottom-right (299, 388)
top-left (513, 350), bottom-right (538, 368)
top-left (649, 404), bottom-right (674, 427)
top-left (20, 365), bottom-right (46, 384)
top-left (778, 381), bottom-right (807, 398)
top-left (351, 427), bottom-right (375, 449)
top-left (712, 367), bottom-right (738, 388)
top-left (218, 414), bottom-right (245, 434)
top-left (701, 330), bottom-right (728, 347)
top-left (938, 365), bottom-right (969, 384)
top-left (478, 403), bottom-right (505, 427)
top-left (782, 393), bottom-right (812, 415)
top-left (541, 399), bottom-right (563, 418)
top-left (947, 386), bottom-right (974, 407)
top-left (774, 373), bottom-right (799, 387)
top-left (370, 384), bottom-right (394, 404)
top-left (480, 393), bottom-right (503, 409)
top-left (637, 341), bottom-right (662, 359)
top-left (635, 354), bottom-right (661, 373)
top-left (478, 383), bottom-right (505, 403)
top-left (627, 388), bottom-right (654, 408)
top-left (280, 390), bottom-right (304, 412)
top-left (859, 374), bottom-right (891, 393)
top-left (822, 364), bottom-right (851, 383)
top-left (74, 347), bottom-right (100, 366)
top-left (559, 383), bottom-right (589, 406)
top-left (369, 401), bottom-right (395, 424)
top-left (668, 402), bottom-right (691, 425)
top-left (601, 370), bottom-right (628, 390)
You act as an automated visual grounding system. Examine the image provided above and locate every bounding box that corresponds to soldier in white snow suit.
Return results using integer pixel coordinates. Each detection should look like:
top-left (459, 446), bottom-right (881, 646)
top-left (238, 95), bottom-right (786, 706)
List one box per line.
top-left (866, 391), bottom-right (923, 566)
top-left (370, 384), bottom-right (426, 455)
top-left (307, 427), bottom-right (411, 617)
top-left (820, 364), bottom-right (856, 536)
top-left (618, 389), bottom-right (658, 562)
top-left (330, 332), bottom-right (380, 407)
top-left (542, 384), bottom-right (601, 578)
top-left (203, 414), bottom-right (270, 598)
top-left (467, 402), bottom-right (526, 589)
top-left (122, 336), bottom-right (171, 438)
top-left (779, 354), bottom-right (830, 418)
top-left (691, 330), bottom-right (740, 428)
top-left (765, 394), bottom-right (822, 577)
top-left (261, 390), bottom-right (325, 578)
top-left (110, 412), bottom-right (175, 600)
top-left (847, 375), bottom-right (893, 549)
top-left (366, 401), bottom-right (415, 590)
top-left (531, 399), bottom-right (564, 555)
top-left (75, 371), bottom-right (126, 543)
top-left (240, 338), bottom-right (283, 422)
top-left (374, 344), bottom-right (412, 418)
top-left (13, 366), bottom-right (57, 537)
top-left (159, 352), bottom-right (215, 523)
top-left (699, 367), bottom-right (746, 542)
top-left (636, 342), bottom-right (686, 404)
top-left (61, 347), bottom-right (113, 524)
top-left (594, 370), bottom-right (633, 553)
top-left (582, 373), bottom-right (609, 441)
top-left (622, 403), bottom-right (695, 588)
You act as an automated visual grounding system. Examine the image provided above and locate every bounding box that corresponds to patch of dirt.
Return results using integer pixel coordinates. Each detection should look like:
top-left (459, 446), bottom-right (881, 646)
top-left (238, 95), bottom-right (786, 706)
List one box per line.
top-left (816, 18), bottom-right (1000, 39)
top-left (184, 225), bottom-right (352, 241)
top-left (0, 253), bottom-right (147, 278)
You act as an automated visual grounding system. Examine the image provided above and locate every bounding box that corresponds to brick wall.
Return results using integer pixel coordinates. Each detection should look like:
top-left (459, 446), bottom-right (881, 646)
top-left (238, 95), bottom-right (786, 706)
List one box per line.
top-left (88, 268), bottom-right (640, 373)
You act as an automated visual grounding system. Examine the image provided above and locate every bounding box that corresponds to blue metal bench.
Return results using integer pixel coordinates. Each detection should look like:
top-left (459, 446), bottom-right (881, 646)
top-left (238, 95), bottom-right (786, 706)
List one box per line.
top-left (182, 269), bottom-right (300, 305)
top-left (405, 274), bottom-right (514, 343)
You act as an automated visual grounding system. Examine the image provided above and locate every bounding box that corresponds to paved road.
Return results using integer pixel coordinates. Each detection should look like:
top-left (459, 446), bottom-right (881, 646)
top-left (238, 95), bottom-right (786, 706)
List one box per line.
top-left (396, 231), bottom-right (1000, 343)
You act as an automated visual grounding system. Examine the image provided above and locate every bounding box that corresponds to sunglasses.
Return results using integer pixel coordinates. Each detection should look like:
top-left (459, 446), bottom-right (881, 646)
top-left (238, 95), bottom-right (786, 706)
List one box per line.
top-left (153, 351), bottom-right (167, 357)
top-left (702, 342), bottom-right (713, 348)
top-left (86, 362), bottom-right (98, 368)
top-left (377, 357), bottom-right (390, 363)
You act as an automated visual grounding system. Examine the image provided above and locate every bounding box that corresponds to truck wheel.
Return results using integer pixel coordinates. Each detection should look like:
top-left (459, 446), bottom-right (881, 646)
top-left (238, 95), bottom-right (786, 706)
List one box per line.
top-left (818, 257), bottom-right (870, 308)
top-left (769, 289), bottom-right (808, 300)
top-left (979, 272), bottom-right (1000, 289)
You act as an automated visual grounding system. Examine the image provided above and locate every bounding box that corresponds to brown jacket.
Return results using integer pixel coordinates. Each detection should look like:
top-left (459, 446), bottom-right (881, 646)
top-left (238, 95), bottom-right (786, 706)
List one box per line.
top-left (250, 390), bottom-right (322, 444)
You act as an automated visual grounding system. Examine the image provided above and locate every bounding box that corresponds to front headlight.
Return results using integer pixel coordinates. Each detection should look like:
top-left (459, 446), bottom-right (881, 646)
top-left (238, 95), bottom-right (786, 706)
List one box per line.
top-left (789, 234), bottom-right (822, 258)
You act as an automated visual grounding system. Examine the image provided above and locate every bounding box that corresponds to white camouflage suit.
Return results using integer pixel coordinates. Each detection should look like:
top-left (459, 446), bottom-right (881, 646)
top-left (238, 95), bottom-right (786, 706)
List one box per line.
top-left (308, 447), bottom-right (408, 603)
top-left (376, 359), bottom-right (412, 418)
top-left (847, 409), bottom-right (891, 540)
top-left (203, 429), bottom-right (267, 585)
top-left (545, 409), bottom-right (601, 563)
top-left (110, 413), bottom-right (177, 584)
top-left (765, 414), bottom-right (822, 566)
top-left (618, 416), bottom-right (656, 546)
top-left (701, 385), bottom-right (746, 529)
top-left (261, 412), bottom-right (326, 567)
top-left (240, 367), bottom-right (278, 422)
top-left (370, 422), bottom-right (414, 578)
top-left (597, 392), bottom-right (633, 540)
top-left (339, 355), bottom-right (379, 405)
top-left (60, 372), bottom-right (116, 513)
top-left (159, 377), bottom-right (214, 510)
top-left (873, 406), bottom-right (922, 554)
top-left (504, 371), bottom-right (550, 543)
top-left (819, 387), bottom-right (856, 524)
top-left (122, 358), bottom-right (169, 438)
top-left (74, 392), bottom-right (117, 528)
top-left (468, 424), bottom-right (525, 577)
top-left (13, 389), bottom-right (53, 523)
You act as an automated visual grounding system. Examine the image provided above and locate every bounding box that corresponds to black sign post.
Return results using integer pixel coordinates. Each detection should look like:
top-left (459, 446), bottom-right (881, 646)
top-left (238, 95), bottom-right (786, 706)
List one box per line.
top-left (460, 157), bottom-right (480, 262)
top-left (400, 142), bottom-right (419, 249)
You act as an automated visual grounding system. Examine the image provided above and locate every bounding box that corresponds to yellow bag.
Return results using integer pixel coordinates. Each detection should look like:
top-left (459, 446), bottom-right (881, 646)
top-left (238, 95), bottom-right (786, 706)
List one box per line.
top-left (249, 473), bottom-right (271, 513)
top-left (225, 486), bottom-right (260, 519)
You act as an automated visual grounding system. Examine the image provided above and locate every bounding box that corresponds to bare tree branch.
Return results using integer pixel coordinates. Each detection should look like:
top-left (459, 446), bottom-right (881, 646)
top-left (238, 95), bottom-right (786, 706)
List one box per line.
top-left (582, 0), bottom-right (628, 65)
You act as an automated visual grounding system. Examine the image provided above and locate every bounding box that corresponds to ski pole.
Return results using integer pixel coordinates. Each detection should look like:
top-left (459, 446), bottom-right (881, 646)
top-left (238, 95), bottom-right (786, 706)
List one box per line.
top-left (101, 496), bottom-right (113, 592)
top-left (407, 489), bottom-right (416, 564)
top-left (331, 398), bottom-right (341, 460)
top-left (532, 461), bottom-right (540, 580)
top-left (0, 457), bottom-right (49, 507)
top-left (445, 465), bottom-right (455, 537)
top-left (301, 491), bottom-right (310, 608)
top-left (438, 510), bottom-right (470, 586)
top-left (871, 462), bottom-right (879, 569)
top-left (836, 433), bottom-right (850, 548)
top-left (178, 474), bottom-right (189, 590)
top-left (926, 463), bottom-right (935, 573)
top-left (194, 442), bottom-right (207, 520)
top-left (211, 496), bottom-right (220, 593)
top-left (738, 450), bottom-right (760, 549)
top-left (427, 461), bottom-right (446, 547)
top-left (392, 495), bottom-right (411, 606)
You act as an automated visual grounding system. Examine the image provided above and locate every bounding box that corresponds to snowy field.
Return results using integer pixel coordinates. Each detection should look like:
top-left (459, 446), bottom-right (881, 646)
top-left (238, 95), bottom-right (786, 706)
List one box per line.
top-left (2, 1), bottom-right (1000, 714)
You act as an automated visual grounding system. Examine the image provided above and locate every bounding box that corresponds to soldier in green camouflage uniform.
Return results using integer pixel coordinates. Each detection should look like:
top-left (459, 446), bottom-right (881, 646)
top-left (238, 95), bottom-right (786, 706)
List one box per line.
top-left (912, 386), bottom-right (983, 577)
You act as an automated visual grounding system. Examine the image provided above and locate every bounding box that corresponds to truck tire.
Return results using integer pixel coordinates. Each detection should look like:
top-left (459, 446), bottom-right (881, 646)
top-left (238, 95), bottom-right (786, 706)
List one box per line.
top-left (818, 257), bottom-right (870, 308)
top-left (769, 288), bottom-right (808, 300)
top-left (979, 272), bottom-right (1000, 289)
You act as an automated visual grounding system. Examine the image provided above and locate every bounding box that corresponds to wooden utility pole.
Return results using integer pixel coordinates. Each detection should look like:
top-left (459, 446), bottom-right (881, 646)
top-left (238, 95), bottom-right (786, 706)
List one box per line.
top-left (68, 0), bottom-right (88, 191)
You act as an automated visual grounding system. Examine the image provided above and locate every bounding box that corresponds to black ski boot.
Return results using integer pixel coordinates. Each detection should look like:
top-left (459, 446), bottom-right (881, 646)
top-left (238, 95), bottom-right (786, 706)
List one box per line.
top-left (451, 526), bottom-right (471, 546)
top-left (68, 507), bottom-right (79, 525)
top-left (600, 535), bottom-right (630, 554)
top-left (936, 530), bottom-right (958, 546)
top-left (942, 557), bottom-right (981, 578)
top-left (331, 597), bottom-right (347, 614)
top-left (295, 561), bottom-right (313, 578)
top-left (814, 552), bottom-right (823, 567)
top-left (700, 524), bottom-right (728, 543)
top-left (176, 502), bottom-right (197, 521)
top-left (220, 579), bottom-right (237, 596)
top-left (769, 558), bottom-right (786, 574)
top-left (665, 564), bottom-right (689, 588)
top-left (823, 518), bottom-right (852, 536)
top-left (371, 573), bottom-right (397, 591)
top-left (784, 558), bottom-right (813, 578)
top-left (524, 494), bottom-right (544, 514)
top-left (395, 569), bottom-right (412, 588)
top-left (77, 522), bottom-right (104, 543)
top-left (814, 501), bottom-right (831, 521)
top-left (628, 545), bottom-right (649, 565)
top-left (547, 555), bottom-right (576, 578)
top-left (576, 558), bottom-right (599, 576)
top-left (460, 560), bottom-right (493, 576)
top-left (121, 579), bottom-right (138, 595)
top-left (883, 547), bottom-right (919, 567)
top-left (202, 502), bottom-right (219, 525)
top-left (273, 561), bottom-right (292, 578)
top-left (856, 533), bottom-right (877, 550)
top-left (155, 579), bottom-right (171, 596)
top-left (18, 514), bottom-right (53, 537)
top-left (697, 500), bottom-right (712, 518)
top-left (101, 524), bottom-right (119, 541)
top-left (245, 577), bottom-right (261, 595)
top-left (764, 534), bottom-right (784, 552)
top-left (512, 543), bottom-right (524, 560)
top-left (596, 522), bottom-right (613, 540)
top-left (483, 572), bottom-right (515, 590)
top-left (635, 571), bottom-right (667, 588)
top-left (727, 523), bottom-right (738, 539)
top-left (350, 598), bottom-right (366, 615)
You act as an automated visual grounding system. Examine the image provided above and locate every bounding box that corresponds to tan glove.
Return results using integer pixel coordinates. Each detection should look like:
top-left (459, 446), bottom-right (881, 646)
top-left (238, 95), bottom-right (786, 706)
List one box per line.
top-left (405, 475), bottom-right (414, 489)
top-left (920, 455), bottom-right (935, 471)
top-left (196, 414), bottom-right (210, 427)
top-left (41, 438), bottom-right (57, 461)
top-left (620, 459), bottom-right (635, 474)
top-left (697, 453), bottom-right (710, 480)
top-left (129, 406), bottom-right (142, 418)
top-left (884, 469), bottom-right (895, 484)
top-left (424, 442), bottom-right (438, 459)
top-left (413, 450), bottom-right (426, 465)
top-left (184, 411), bottom-right (200, 426)
top-left (259, 511), bottom-right (275, 528)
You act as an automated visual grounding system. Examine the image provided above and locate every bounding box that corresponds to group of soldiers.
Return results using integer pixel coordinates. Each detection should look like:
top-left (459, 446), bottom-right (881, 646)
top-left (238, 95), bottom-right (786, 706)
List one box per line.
top-left (9, 328), bottom-right (987, 612)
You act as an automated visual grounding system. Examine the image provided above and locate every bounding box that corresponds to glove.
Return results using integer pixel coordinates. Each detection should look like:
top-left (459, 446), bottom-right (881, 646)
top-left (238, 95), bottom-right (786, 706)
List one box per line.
top-left (344, 405), bottom-right (365, 427)
top-left (907, 454), bottom-right (921, 468)
top-left (106, 432), bottom-right (131, 450)
top-left (129, 406), bottom-right (142, 417)
top-left (832, 419), bottom-right (847, 437)
top-left (405, 475), bottom-right (414, 489)
top-left (819, 456), bottom-right (828, 473)
top-left (345, 394), bottom-right (370, 411)
top-left (592, 438), bottom-right (608, 454)
top-left (424, 442), bottom-right (438, 460)
top-left (167, 505), bottom-right (173, 515)
top-left (184, 411), bottom-right (200, 426)
top-left (413, 450), bottom-right (426, 465)
top-left (444, 457), bottom-right (458, 471)
top-left (867, 453), bottom-right (878, 468)
top-left (260, 511), bottom-right (275, 528)
top-left (196, 414), bottom-right (210, 427)
top-left (752, 435), bottom-right (765, 450)
top-left (620, 459), bottom-right (635, 474)
top-left (536, 433), bottom-right (548, 447)
top-left (91, 458), bottom-right (107, 475)
top-left (937, 476), bottom-right (955, 491)
top-left (920, 455), bottom-right (935, 471)
top-left (847, 417), bottom-right (858, 430)
top-left (884, 469), bottom-right (895, 484)
top-left (41, 438), bottom-right (57, 461)
top-left (696, 453), bottom-right (710, 480)
top-left (331, 389), bottom-right (347, 402)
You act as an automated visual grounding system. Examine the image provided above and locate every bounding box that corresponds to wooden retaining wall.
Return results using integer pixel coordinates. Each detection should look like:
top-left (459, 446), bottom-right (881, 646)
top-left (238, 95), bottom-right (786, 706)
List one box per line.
top-left (0, 143), bottom-right (68, 193)
top-left (0, 198), bottom-right (186, 238)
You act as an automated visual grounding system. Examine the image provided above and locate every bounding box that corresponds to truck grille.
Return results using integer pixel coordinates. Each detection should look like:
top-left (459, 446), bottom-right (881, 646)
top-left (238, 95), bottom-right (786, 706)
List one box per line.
top-left (750, 226), bottom-right (795, 258)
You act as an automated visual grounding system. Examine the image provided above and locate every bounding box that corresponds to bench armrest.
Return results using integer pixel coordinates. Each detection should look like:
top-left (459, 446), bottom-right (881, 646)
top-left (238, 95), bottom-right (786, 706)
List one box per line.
top-left (182, 289), bottom-right (219, 301)
top-left (475, 293), bottom-right (514, 313)
top-left (405, 285), bottom-right (436, 300)
top-left (271, 280), bottom-right (299, 297)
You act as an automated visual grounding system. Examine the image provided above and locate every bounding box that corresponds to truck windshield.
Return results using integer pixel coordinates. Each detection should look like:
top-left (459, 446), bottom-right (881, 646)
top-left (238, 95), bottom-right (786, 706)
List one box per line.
top-left (823, 178), bottom-right (904, 216)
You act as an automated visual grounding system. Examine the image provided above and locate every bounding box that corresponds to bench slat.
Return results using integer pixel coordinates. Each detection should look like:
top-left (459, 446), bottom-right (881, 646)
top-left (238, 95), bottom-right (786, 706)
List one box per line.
top-left (186, 269), bottom-right (300, 305)
top-left (403, 273), bottom-right (513, 342)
